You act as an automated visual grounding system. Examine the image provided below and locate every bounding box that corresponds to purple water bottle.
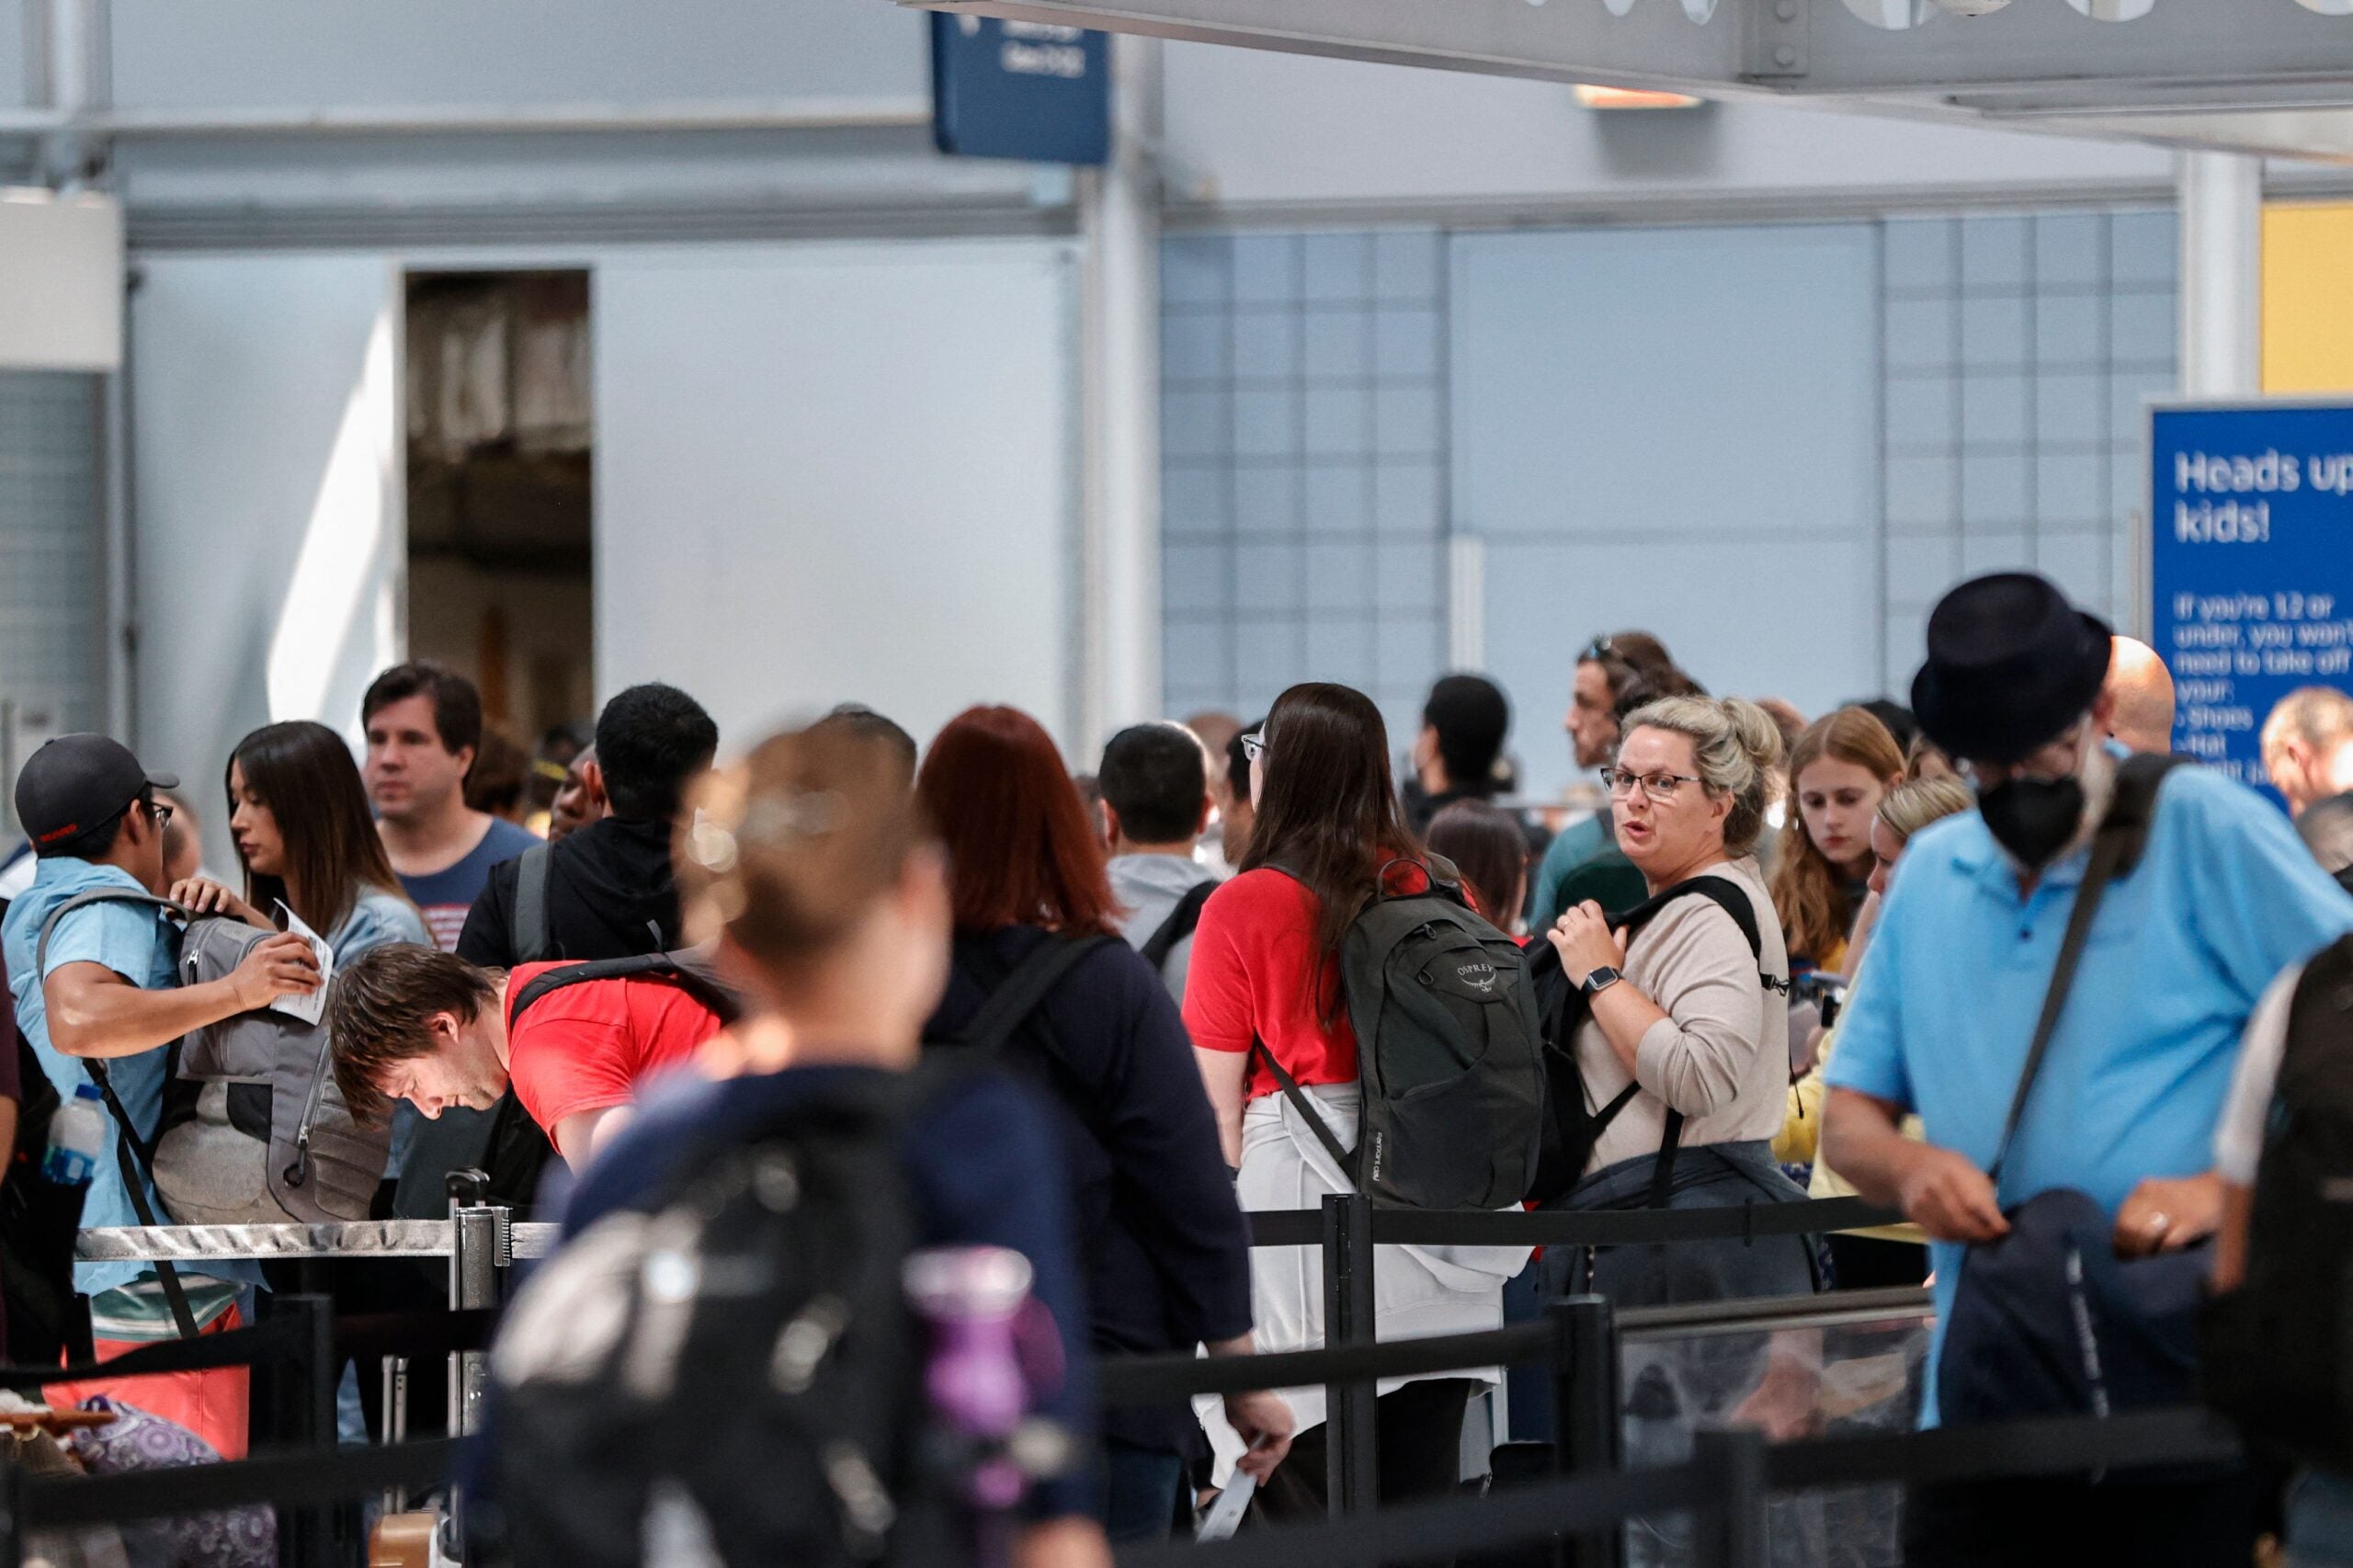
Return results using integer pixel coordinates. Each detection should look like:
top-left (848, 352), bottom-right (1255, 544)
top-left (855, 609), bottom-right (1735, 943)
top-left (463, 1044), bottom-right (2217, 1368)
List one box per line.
top-left (903, 1245), bottom-right (1041, 1515)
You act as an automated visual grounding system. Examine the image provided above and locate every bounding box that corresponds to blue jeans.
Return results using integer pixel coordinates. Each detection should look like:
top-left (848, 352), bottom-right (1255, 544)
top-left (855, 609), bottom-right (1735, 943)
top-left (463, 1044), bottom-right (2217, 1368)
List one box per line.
top-left (2289, 1471), bottom-right (2353, 1568)
top-left (1102, 1441), bottom-right (1185, 1544)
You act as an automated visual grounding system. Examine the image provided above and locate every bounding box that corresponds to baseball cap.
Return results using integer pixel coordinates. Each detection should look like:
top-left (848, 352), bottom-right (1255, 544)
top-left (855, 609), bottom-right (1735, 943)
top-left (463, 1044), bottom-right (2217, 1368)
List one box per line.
top-left (14, 734), bottom-right (177, 852)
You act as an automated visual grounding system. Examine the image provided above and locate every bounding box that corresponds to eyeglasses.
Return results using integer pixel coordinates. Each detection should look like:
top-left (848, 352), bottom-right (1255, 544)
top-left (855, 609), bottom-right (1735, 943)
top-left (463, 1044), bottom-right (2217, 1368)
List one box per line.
top-left (1581, 636), bottom-right (1616, 664)
top-left (1601, 767), bottom-right (1702, 803)
top-left (146, 800), bottom-right (174, 830)
top-left (1240, 732), bottom-right (1267, 764)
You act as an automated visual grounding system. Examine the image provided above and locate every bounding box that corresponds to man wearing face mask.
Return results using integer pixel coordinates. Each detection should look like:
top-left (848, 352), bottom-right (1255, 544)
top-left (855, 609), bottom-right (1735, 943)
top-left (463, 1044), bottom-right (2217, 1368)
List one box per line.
top-left (1822, 573), bottom-right (2353, 1568)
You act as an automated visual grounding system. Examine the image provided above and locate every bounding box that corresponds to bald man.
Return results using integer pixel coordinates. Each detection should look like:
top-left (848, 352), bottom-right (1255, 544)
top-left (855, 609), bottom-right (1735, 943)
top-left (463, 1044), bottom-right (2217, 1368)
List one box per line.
top-left (2106, 637), bottom-right (2177, 756)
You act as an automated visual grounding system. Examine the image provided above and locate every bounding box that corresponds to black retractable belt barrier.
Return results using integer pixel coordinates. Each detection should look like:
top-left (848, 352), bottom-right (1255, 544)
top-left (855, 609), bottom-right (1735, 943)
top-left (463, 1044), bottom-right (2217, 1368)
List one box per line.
top-left (0, 1305), bottom-right (502, 1390)
top-left (1117, 1461), bottom-right (1710, 1568)
top-left (1100, 1323), bottom-right (1555, 1408)
top-left (1243, 1195), bottom-right (1898, 1251)
top-left (17, 1437), bottom-right (463, 1531)
top-left (1761, 1406), bottom-right (2244, 1493)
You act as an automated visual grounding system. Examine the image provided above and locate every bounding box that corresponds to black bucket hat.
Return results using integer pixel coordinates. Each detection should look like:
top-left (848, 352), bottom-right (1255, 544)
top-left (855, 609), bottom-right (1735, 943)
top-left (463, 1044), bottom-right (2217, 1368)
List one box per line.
top-left (1910, 573), bottom-right (2113, 767)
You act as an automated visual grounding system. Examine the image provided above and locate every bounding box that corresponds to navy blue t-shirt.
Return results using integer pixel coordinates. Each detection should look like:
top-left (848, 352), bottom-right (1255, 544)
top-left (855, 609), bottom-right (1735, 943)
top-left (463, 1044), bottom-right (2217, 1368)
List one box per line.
top-left (565, 1061), bottom-right (1100, 1522)
top-left (401, 816), bottom-right (540, 951)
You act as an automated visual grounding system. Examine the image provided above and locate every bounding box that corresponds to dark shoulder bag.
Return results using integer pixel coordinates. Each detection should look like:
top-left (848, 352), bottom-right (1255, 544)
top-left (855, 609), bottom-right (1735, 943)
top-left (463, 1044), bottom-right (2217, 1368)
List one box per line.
top-left (1936, 753), bottom-right (2208, 1444)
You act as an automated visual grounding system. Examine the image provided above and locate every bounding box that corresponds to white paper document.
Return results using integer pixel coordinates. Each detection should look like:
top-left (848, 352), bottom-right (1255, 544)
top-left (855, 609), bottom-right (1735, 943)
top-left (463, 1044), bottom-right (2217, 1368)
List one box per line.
top-left (272, 901), bottom-right (334, 1027)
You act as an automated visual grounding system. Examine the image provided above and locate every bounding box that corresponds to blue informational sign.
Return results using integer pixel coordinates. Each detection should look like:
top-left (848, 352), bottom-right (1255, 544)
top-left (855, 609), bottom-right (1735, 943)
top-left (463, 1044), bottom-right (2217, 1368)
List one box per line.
top-left (931, 13), bottom-right (1110, 166)
top-left (2149, 400), bottom-right (2353, 791)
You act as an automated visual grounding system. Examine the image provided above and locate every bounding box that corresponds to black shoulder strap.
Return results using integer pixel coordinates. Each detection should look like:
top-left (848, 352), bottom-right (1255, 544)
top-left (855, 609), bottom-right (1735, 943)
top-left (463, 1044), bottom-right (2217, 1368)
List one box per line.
top-left (1140, 881), bottom-right (1216, 974)
top-left (1248, 1036), bottom-right (1356, 1180)
top-left (1608, 875), bottom-right (1780, 1210)
top-left (511, 842), bottom-right (555, 964)
top-left (1988, 753), bottom-right (2186, 1183)
top-left (81, 1061), bottom-right (199, 1340)
top-left (506, 949), bottom-right (737, 1030)
top-left (31, 888), bottom-right (200, 1338)
top-left (952, 935), bottom-right (1113, 1059)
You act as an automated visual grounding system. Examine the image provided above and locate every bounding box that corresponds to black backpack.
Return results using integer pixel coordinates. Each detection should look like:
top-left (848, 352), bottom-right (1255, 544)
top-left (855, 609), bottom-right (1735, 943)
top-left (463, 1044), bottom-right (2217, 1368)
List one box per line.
top-left (1249, 859), bottom-right (1546, 1210)
top-left (487, 1069), bottom-right (959, 1568)
top-left (2205, 931), bottom-right (2353, 1469)
top-left (1522, 875), bottom-right (1781, 1208)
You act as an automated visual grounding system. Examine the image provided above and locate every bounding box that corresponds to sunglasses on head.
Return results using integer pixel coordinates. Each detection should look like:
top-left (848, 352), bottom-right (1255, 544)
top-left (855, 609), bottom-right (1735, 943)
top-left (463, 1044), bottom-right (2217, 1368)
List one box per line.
top-left (1581, 636), bottom-right (1616, 664)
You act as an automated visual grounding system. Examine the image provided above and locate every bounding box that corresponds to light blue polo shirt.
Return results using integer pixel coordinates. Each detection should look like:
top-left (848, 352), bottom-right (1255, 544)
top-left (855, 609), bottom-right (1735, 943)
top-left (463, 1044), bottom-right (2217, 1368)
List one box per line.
top-left (1825, 761), bottom-right (2353, 1423)
top-left (2, 857), bottom-right (264, 1297)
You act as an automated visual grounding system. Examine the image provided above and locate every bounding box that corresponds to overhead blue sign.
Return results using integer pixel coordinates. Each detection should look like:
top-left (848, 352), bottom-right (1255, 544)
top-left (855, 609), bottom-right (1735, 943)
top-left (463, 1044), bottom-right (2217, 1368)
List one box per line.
top-left (2149, 400), bottom-right (2353, 793)
top-left (931, 13), bottom-right (1110, 166)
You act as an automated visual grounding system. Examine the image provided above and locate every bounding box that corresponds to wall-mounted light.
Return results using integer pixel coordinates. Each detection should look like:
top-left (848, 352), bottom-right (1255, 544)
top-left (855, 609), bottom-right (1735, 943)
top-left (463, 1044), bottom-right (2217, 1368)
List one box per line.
top-left (1574, 84), bottom-right (1704, 108)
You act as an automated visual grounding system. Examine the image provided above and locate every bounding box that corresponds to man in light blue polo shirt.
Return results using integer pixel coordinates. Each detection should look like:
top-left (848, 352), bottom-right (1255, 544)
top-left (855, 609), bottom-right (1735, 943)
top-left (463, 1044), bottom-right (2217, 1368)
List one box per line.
top-left (1824, 574), bottom-right (2353, 1568)
top-left (2, 735), bottom-right (319, 1336)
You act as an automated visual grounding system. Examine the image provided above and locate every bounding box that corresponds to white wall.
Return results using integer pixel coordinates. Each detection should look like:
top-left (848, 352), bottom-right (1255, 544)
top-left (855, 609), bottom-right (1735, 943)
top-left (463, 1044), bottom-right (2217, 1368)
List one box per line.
top-left (1453, 224), bottom-right (1884, 800)
top-left (593, 241), bottom-right (1082, 756)
top-left (130, 254), bottom-right (403, 869)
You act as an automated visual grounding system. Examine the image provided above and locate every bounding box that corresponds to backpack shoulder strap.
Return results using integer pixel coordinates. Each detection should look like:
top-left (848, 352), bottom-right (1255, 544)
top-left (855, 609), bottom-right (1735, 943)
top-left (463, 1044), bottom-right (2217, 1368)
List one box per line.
top-left (81, 1058), bottom-right (200, 1339)
top-left (952, 934), bottom-right (1115, 1059)
top-left (1248, 1036), bottom-right (1356, 1180)
top-left (506, 950), bottom-right (736, 1030)
top-left (511, 842), bottom-right (555, 964)
top-left (1988, 752), bottom-right (2187, 1181)
top-left (34, 887), bottom-right (187, 980)
top-left (1140, 881), bottom-right (1216, 973)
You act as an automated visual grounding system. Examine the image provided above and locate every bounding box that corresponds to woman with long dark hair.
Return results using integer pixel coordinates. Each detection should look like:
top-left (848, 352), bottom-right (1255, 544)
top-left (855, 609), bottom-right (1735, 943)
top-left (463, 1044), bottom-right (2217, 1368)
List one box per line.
top-left (191, 722), bottom-right (425, 954)
top-left (915, 706), bottom-right (1291, 1543)
top-left (1186, 682), bottom-right (1528, 1525)
top-left (175, 721), bottom-right (426, 960)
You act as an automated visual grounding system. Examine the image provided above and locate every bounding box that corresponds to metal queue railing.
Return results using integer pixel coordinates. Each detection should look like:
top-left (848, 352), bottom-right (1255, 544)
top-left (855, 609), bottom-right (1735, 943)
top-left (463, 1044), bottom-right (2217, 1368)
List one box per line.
top-left (17, 1192), bottom-right (2243, 1568)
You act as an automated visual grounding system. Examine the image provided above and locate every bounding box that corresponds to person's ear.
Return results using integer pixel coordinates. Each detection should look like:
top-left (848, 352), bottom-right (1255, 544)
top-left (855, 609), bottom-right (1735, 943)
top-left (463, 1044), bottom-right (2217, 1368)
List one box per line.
top-left (453, 744), bottom-right (477, 780)
top-left (1194, 792), bottom-right (1214, 837)
top-left (1099, 801), bottom-right (1124, 849)
top-left (581, 759), bottom-right (608, 812)
top-left (2088, 689), bottom-right (2119, 736)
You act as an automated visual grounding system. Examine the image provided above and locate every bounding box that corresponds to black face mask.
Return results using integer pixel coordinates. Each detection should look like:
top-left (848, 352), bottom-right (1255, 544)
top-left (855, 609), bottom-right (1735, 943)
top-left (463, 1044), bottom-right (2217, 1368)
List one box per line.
top-left (1977, 776), bottom-right (2086, 873)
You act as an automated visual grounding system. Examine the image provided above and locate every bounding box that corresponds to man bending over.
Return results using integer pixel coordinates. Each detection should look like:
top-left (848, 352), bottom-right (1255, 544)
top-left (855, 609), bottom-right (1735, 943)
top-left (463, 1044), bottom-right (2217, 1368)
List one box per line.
top-left (326, 943), bottom-right (722, 1168)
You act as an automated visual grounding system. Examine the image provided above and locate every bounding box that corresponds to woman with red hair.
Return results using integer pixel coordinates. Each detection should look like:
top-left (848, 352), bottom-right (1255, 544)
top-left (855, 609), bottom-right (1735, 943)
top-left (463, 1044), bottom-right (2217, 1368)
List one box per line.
top-left (915, 706), bottom-right (1293, 1540)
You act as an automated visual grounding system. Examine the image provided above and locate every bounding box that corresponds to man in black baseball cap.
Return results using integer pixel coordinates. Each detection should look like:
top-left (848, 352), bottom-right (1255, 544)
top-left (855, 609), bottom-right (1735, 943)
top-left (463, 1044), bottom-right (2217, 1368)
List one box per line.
top-left (15, 733), bottom-right (179, 865)
top-left (2, 733), bottom-right (319, 1328)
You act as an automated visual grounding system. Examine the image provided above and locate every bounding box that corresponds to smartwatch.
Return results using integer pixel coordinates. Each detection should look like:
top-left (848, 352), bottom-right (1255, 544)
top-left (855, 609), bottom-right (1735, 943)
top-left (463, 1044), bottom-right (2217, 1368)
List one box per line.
top-left (1581, 965), bottom-right (1623, 996)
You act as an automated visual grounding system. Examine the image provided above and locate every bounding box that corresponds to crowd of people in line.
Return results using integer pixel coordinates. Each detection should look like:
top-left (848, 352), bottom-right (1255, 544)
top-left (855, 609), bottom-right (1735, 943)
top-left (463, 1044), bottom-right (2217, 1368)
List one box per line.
top-left (5, 566), bottom-right (2353, 1567)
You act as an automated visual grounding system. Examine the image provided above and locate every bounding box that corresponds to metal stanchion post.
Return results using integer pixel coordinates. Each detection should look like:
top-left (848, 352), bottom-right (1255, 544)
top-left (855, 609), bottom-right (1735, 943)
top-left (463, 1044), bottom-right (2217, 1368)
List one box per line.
top-left (450, 1203), bottom-right (507, 1437)
top-left (381, 1356), bottom-right (411, 1517)
top-left (1690, 1427), bottom-right (1767, 1568)
top-left (0, 1457), bottom-right (24, 1568)
top-left (1547, 1294), bottom-right (1621, 1568)
top-left (271, 1293), bottom-right (337, 1568)
top-left (1320, 1191), bottom-right (1378, 1518)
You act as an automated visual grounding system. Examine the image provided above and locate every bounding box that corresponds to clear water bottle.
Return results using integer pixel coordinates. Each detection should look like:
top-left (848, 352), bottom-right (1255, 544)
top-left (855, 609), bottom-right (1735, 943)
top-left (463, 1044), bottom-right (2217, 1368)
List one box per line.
top-left (41, 1083), bottom-right (105, 1187)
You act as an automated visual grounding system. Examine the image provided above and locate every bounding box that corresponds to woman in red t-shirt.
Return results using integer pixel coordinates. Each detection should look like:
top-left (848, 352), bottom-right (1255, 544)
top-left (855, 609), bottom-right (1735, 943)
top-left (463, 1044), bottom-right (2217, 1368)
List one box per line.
top-left (1184, 682), bottom-right (1526, 1524)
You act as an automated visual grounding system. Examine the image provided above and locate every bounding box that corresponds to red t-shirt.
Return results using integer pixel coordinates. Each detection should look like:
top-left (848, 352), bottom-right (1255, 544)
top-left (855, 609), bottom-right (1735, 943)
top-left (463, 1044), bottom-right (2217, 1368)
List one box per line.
top-left (1182, 869), bottom-right (1358, 1100)
top-left (506, 962), bottom-right (725, 1141)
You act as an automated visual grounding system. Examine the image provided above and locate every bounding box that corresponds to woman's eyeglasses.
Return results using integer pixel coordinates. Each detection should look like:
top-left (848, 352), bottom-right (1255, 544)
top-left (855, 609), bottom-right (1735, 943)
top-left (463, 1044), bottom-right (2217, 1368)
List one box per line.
top-left (1240, 732), bottom-right (1267, 765)
top-left (1600, 767), bottom-right (1700, 804)
top-left (1581, 636), bottom-right (1616, 664)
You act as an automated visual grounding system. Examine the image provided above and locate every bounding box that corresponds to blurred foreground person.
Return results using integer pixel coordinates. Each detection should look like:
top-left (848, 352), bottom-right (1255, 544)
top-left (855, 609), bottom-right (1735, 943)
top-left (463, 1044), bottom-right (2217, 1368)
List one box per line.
top-left (1824, 573), bottom-right (2353, 1568)
top-left (483, 722), bottom-right (1112, 1568)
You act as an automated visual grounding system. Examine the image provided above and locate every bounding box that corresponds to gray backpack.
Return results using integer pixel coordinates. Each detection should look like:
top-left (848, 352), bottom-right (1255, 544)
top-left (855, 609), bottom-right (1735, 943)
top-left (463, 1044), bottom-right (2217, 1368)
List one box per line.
top-left (36, 889), bottom-right (391, 1229)
top-left (1249, 858), bottom-right (1547, 1209)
